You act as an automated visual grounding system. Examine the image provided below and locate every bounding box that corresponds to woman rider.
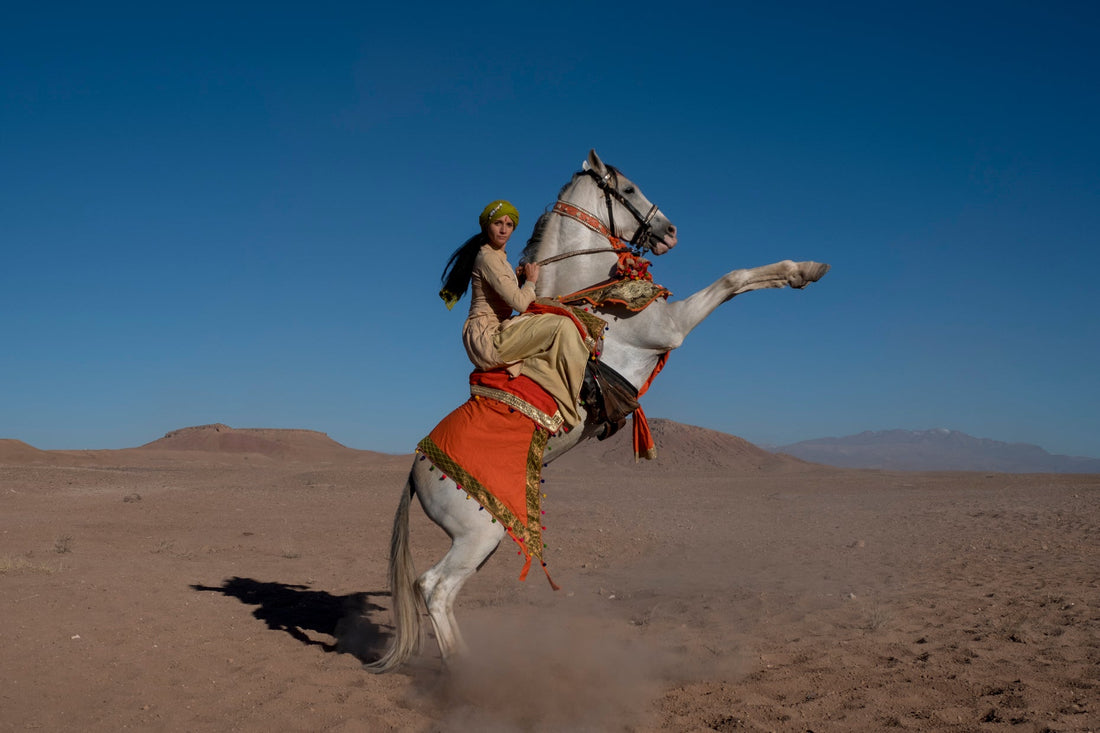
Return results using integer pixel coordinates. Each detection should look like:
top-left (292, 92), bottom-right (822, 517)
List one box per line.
top-left (439, 200), bottom-right (590, 429)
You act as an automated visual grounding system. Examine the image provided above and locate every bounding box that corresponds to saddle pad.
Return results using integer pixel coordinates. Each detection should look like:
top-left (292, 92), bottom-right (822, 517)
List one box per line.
top-left (417, 372), bottom-right (558, 580)
top-left (559, 277), bottom-right (671, 313)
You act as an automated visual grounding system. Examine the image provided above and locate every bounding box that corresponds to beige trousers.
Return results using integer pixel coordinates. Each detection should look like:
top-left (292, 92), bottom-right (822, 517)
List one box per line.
top-left (494, 314), bottom-right (589, 428)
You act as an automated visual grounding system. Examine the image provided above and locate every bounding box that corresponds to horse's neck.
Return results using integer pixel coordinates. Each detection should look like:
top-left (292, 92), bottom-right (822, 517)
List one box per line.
top-left (532, 217), bottom-right (667, 394)
top-left (527, 177), bottom-right (671, 395)
top-left (531, 198), bottom-right (619, 299)
top-left (598, 307), bottom-right (670, 390)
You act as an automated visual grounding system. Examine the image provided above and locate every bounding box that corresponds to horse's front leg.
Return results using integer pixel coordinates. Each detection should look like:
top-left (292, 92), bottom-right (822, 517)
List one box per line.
top-left (667, 260), bottom-right (829, 339)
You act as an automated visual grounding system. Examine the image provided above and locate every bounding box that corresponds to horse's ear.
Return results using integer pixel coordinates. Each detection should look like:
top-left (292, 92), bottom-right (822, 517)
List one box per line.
top-left (585, 149), bottom-right (606, 175)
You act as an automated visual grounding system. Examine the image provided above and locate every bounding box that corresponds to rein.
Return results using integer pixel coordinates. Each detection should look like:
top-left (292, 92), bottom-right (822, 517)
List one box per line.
top-left (535, 246), bottom-right (624, 267)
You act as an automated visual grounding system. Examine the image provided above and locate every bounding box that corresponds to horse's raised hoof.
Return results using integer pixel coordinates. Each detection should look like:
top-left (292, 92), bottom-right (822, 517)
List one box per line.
top-left (791, 261), bottom-right (830, 289)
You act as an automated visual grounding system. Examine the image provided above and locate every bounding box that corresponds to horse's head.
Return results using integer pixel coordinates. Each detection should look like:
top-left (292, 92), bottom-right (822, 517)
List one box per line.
top-left (522, 151), bottom-right (679, 298)
top-left (575, 149), bottom-right (678, 256)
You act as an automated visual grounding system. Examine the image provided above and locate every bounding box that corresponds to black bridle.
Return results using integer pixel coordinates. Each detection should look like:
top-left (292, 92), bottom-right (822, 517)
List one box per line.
top-left (585, 167), bottom-right (660, 255)
top-left (534, 167), bottom-right (663, 268)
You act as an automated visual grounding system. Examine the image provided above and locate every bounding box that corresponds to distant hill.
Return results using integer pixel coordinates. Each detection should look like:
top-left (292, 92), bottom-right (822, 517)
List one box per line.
top-left (555, 418), bottom-right (815, 474)
top-left (2, 420), bottom-right (810, 474)
top-left (0, 439), bottom-right (48, 464)
top-left (9, 422), bottom-right (1096, 475)
top-left (0, 424), bottom-right (405, 467)
top-left (139, 423), bottom-right (364, 459)
top-left (777, 429), bottom-right (1100, 473)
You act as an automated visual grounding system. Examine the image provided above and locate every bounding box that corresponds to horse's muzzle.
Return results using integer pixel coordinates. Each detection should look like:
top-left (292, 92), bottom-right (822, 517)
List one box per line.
top-left (650, 232), bottom-right (677, 256)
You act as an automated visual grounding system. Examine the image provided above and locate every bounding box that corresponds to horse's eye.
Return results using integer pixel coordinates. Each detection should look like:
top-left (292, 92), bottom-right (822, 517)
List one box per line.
top-left (624, 186), bottom-right (635, 194)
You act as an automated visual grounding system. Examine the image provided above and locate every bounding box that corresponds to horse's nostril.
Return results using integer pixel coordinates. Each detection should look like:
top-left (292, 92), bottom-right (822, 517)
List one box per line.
top-left (668, 225), bottom-right (676, 234)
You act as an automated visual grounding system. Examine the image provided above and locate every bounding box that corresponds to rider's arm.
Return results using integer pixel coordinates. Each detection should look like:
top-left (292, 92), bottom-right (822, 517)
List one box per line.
top-left (480, 251), bottom-right (536, 314)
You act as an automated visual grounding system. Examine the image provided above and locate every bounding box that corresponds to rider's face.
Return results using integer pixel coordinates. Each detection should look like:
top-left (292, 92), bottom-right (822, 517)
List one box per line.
top-left (485, 215), bottom-right (515, 249)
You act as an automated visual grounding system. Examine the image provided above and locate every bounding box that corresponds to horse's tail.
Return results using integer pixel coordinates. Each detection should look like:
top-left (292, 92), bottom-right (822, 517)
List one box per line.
top-left (364, 471), bottom-right (424, 673)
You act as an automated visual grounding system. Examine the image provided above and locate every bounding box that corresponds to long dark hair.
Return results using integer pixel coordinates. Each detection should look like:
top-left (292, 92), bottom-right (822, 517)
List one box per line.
top-left (439, 232), bottom-right (485, 309)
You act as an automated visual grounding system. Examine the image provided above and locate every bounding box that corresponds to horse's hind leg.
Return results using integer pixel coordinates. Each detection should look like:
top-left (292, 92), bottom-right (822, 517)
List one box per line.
top-left (417, 525), bottom-right (503, 661)
top-left (412, 459), bottom-right (505, 664)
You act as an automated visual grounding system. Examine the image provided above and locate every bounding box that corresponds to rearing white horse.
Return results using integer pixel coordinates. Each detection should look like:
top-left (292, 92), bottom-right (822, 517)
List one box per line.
top-left (365, 150), bottom-right (829, 672)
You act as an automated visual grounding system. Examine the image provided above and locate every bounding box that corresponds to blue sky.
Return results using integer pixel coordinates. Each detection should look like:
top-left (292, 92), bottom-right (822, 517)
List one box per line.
top-left (3, 2), bottom-right (1098, 458)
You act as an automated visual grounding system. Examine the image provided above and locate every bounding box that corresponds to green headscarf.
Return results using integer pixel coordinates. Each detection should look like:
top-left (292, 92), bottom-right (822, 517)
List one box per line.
top-left (479, 199), bottom-right (519, 231)
top-left (439, 201), bottom-right (522, 310)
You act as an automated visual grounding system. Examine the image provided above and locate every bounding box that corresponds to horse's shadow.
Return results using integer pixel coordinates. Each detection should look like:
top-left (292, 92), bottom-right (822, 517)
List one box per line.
top-left (191, 577), bottom-right (391, 661)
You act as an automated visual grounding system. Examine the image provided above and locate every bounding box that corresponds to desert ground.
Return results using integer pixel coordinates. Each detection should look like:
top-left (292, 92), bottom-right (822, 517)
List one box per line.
top-left (2, 421), bottom-right (1097, 732)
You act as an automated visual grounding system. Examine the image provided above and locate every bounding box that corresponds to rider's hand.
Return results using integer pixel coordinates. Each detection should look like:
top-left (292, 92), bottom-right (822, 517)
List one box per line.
top-left (521, 262), bottom-right (540, 284)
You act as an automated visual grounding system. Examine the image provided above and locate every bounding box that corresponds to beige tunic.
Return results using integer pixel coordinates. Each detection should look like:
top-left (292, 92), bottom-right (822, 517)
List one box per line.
top-left (461, 244), bottom-right (589, 428)
top-left (462, 245), bottom-right (537, 370)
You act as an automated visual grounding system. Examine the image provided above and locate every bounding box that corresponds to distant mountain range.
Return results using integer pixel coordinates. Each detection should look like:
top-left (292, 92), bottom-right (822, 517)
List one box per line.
top-left (776, 429), bottom-right (1100, 473)
top-left (3, 423), bottom-right (1098, 475)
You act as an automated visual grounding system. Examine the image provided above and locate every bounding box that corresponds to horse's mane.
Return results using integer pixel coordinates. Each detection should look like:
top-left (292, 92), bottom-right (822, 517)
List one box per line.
top-left (520, 212), bottom-right (554, 265)
top-left (520, 166), bottom-right (622, 265)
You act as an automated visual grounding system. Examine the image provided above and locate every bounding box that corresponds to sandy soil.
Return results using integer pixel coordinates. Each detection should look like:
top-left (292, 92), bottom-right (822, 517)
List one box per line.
top-left (1, 424), bottom-right (1097, 732)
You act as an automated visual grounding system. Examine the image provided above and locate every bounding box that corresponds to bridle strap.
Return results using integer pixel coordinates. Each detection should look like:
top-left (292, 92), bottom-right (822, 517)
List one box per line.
top-left (536, 167), bottom-right (661, 267)
top-left (532, 168), bottom-right (662, 268)
top-left (588, 168), bottom-right (659, 251)
top-left (551, 201), bottom-right (615, 239)
top-left (535, 201), bottom-right (630, 266)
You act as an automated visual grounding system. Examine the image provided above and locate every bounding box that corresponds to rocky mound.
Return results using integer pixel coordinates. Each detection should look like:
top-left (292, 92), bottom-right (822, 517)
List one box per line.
top-left (0, 439), bottom-right (48, 465)
top-left (139, 423), bottom-right (369, 460)
top-left (556, 418), bottom-right (815, 473)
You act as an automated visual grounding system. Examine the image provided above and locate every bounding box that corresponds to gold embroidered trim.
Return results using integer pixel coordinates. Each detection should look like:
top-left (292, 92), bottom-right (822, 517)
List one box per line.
top-left (533, 297), bottom-right (608, 355)
top-left (525, 429), bottom-right (549, 556)
top-left (469, 385), bottom-right (565, 432)
top-left (560, 278), bottom-right (672, 312)
top-left (570, 306), bottom-right (608, 352)
top-left (552, 201), bottom-right (611, 238)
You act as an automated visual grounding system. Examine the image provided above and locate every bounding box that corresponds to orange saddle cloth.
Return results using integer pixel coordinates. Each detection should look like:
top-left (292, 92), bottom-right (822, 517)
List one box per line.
top-left (416, 369), bottom-right (562, 585)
